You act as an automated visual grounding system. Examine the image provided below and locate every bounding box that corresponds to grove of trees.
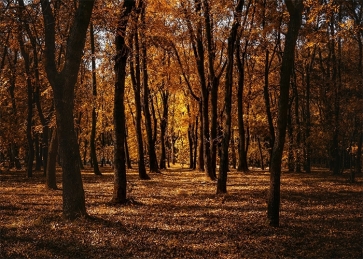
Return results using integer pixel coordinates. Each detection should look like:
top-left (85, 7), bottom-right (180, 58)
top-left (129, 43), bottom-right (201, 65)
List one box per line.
top-left (0, 0), bottom-right (362, 226)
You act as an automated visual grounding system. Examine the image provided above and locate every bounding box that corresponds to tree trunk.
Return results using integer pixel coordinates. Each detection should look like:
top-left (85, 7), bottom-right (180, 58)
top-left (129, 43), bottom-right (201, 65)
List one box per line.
top-left (264, 49), bottom-right (275, 163)
top-left (125, 127), bottom-right (132, 169)
top-left (267, 0), bottom-right (303, 227)
top-left (112, 0), bottom-right (135, 204)
top-left (236, 45), bottom-right (249, 172)
top-left (18, 30), bottom-right (33, 177)
top-left (198, 101), bottom-right (204, 171)
top-left (257, 137), bottom-right (264, 170)
top-left (90, 22), bottom-right (102, 176)
top-left (188, 123), bottom-right (194, 169)
top-left (159, 91), bottom-right (169, 170)
top-left (141, 5), bottom-right (159, 174)
top-left (46, 129), bottom-right (58, 190)
top-left (40, 0), bottom-right (95, 219)
top-left (130, 25), bottom-right (150, 180)
top-left (217, 0), bottom-right (243, 194)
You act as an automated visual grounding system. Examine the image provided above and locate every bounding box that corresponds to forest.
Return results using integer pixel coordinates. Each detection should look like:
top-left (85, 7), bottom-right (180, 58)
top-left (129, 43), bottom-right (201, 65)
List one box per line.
top-left (0, 0), bottom-right (362, 258)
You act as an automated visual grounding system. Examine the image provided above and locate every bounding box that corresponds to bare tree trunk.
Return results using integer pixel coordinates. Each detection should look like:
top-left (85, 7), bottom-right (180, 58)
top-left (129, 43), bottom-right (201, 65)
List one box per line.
top-left (90, 22), bottom-right (102, 176)
top-left (40, 0), bottom-right (95, 219)
top-left (130, 24), bottom-right (150, 180)
top-left (140, 3), bottom-right (159, 174)
top-left (46, 129), bottom-right (58, 190)
top-left (112, 0), bottom-right (135, 204)
top-left (267, 0), bottom-right (303, 227)
top-left (217, 0), bottom-right (243, 194)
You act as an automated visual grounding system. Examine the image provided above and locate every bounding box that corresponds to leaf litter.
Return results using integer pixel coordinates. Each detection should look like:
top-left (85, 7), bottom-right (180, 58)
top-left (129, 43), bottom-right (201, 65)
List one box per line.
top-left (0, 167), bottom-right (362, 258)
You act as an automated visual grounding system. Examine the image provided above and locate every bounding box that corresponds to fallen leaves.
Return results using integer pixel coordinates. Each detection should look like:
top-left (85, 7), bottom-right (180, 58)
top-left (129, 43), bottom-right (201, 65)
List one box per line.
top-left (0, 168), bottom-right (362, 258)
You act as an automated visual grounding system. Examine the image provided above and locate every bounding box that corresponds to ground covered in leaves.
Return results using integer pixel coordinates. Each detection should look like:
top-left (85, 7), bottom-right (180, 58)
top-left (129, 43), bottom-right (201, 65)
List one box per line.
top-left (1, 165), bottom-right (362, 258)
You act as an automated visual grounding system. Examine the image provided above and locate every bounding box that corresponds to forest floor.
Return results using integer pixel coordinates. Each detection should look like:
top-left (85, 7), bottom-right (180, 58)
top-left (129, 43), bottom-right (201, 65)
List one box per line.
top-left (0, 165), bottom-right (362, 259)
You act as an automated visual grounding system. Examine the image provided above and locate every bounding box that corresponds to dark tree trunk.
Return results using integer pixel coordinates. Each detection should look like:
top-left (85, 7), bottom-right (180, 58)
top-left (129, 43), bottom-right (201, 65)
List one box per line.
top-left (46, 129), bottom-right (58, 190)
top-left (112, 0), bottom-right (135, 204)
top-left (90, 22), bottom-right (102, 176)
top-left (236, 45), bottom-right (249, 172)
top-left (231, 129), bottom-right (236, 169)
top-left (130, 24), bottom-right (150, 180)
top-left (188, 123), bottom-right (194, 169)
top-left (287, 107), bottom-right (294, 172)
top-left (40, 0), bottom-right (95, 219)
top-left (125, 126), bottom-right (132, 169)
top-left (193, 116), bottom-right (198, 170)
top-left (292, 71), bottom-right (301, 173)
top-left (141, 5), bottom-right (159, 174)
top-left (217, 0), bottom-right (243, 194)
top-left (198, 101), bottom-right (204, 171)
top-left (18, 30), bottom-right (34, 177)
top-left (304, 47), bottom-right (316, 173)
top-left (257, 137), bottom-right (264, 170)
top-left (264, 50), bottom-right (275, 163)
top-left (267, 0), bottom-right (303, 227)
top-left (159, 91), bottom-right (169, 170)
top-left (35, 134), bottom-right (42, 171)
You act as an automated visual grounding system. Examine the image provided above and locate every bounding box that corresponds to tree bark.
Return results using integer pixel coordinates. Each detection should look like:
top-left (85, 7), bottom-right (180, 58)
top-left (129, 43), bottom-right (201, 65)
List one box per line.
top-left (90, 22), bottom-right (102, 176)
top-left (40, 0), bottom-right (95, 219)
top-left (159, 91), bottom-right (169, 170)
top-left (46, 128), bottom-right (58, 190)
top-left (18, 28), bottom-right (34, 178)
top-left (267, 0), bottom-right (303, 227)
top-left (130, 25), bottom-right (150, 180)
top-left (236, 44), bottom-right (249, 172)
top-left (112, 0), bottom-right (135, 204)
top-left (141, 3), bottom-right (159, 174)
top-left (217, 0), bottom-right (243, 194)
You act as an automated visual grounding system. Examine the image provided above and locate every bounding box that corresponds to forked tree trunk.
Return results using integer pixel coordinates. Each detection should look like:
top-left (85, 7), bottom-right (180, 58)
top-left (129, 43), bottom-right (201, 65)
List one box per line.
top-left (40, 0), bottom-right (95, 219)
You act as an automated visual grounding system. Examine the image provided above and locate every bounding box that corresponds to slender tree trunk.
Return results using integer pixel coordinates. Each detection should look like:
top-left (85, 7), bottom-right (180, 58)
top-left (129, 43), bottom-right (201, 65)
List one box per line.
top-left (18, 32), bottom-right (34, 177)
top-left (130, 27), bottom-right (150, 180)
top-left (193, 116), bottom-right (198, 169)
top-left (304, 52), bottom-right (313, 173)
top-left (257, 137), bottom-right (264, 170)
top-left (90, 22), bottom-right (102, 176)
top-left (141, 5), bottom-right (159, 174)
top-left (159, 91), bottom-right (169, 170)
top-left (125, 127), bottom-right (132, 169)
top-left (46, 129), bottom-right (58, 190)
top-left (292, 71), bottom-right (301, 173)
top-left (217, 0), bottom-right (243, 194)
top-left (112, 0), bottom-right (135, 204)
top-left (198, 101), bottom-right (204, 171)
top-left (236, 45), bottom-right (249, 172)
top-left (287, 107), bottom-right (294, 172)
top-left (264, 50), bottom-right (275, 162)
top-left (267, 0), bottom-right (303, 227)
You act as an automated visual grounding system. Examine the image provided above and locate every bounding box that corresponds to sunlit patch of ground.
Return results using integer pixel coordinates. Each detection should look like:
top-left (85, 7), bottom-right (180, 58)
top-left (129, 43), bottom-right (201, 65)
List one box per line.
top-left (1, 166), bottom-right (362, 258)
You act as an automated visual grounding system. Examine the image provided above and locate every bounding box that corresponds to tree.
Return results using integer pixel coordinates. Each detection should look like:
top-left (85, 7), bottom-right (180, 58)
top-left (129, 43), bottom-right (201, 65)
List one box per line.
top-left (89, 21), bottom-right (102, 176)
top-left (40, 0), bottom-right (95, 219)
top-left (267, 0), bottom-right (303, 227)
top-left (217, 0), bottom-right (243, 194)
top-left (112, 0), bottom-right (136, 204)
